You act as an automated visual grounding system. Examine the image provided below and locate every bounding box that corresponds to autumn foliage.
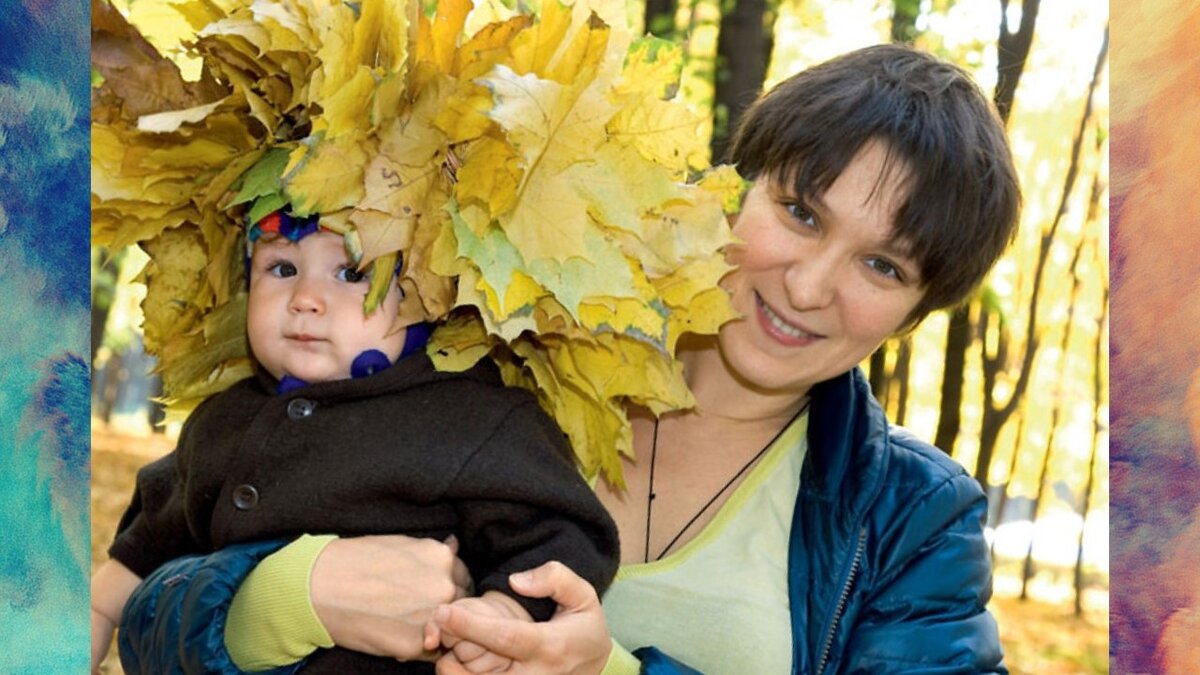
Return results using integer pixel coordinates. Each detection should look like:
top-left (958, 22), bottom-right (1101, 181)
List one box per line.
top-left (91, 0), bottom-right (744, 485)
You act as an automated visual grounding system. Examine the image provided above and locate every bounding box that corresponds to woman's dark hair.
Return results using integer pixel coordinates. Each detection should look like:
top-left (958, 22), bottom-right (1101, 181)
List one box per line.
top-left (728, 44), bottom-right (1021, 326)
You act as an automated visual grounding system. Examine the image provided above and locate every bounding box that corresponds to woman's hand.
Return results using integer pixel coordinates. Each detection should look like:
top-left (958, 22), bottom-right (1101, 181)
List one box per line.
top-left (432, 561), bottom-right (612, 675)
top-left (311, 534), bottom-right (472, 661)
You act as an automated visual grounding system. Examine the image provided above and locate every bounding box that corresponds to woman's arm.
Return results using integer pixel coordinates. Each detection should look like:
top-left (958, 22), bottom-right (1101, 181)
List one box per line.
top-left (117, 534), bottom-right (471, 672)
top-left (840, 472), bottom-right (1006, 674)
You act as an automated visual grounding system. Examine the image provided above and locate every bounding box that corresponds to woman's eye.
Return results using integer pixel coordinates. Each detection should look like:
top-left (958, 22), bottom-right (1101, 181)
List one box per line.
top-left (267, 261), bottom-right (297, 278)
top-left (336, 266), bottom-right (368, 283)
top-left (867, 257), bottom-right (902, 281)
top-left (784, 202), bottom-right (817, 230)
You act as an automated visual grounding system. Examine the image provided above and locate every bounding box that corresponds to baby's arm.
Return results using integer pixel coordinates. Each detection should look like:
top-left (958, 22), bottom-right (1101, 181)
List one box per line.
top-left (90, 559), bottom-right (143, 674)
top-left (426, 590), bottom-right (533, 673)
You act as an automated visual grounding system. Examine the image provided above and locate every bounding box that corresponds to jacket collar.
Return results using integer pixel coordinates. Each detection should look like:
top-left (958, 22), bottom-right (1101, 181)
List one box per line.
top-left (803, 366), bottom-right (891, 514)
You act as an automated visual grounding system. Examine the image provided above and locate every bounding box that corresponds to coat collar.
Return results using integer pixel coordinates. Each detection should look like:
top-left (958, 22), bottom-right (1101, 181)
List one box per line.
top-left (251, 352), bottom-right (503, 404)
top-left (803, 366), bottom-right (891, 513)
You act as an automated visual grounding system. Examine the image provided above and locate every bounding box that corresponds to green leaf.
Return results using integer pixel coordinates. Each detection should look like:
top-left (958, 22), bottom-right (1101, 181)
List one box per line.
top-left (229, 146), bottom-right (292, 207)
top-left (245, 192), bottom-right (289, 226)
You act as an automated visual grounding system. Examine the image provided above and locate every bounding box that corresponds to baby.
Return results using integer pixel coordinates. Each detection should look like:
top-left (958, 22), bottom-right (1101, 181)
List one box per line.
top-left (91, 211), bottom-right (619, 673)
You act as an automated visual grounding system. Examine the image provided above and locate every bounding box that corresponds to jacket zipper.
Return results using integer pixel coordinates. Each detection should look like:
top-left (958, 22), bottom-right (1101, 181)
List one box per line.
top-left (815, 526), bottom-right (867, 674)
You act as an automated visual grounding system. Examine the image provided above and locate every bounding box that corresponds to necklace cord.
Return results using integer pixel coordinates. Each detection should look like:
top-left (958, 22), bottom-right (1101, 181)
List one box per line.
top-left (644, 422), bottom-right (659, 563)
top-left (645, 400), bottom-right (810, 562)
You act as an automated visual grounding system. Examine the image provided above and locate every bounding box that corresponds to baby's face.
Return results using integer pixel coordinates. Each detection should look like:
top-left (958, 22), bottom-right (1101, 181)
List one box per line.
top-left (247, 231), bottom-right (406, 383)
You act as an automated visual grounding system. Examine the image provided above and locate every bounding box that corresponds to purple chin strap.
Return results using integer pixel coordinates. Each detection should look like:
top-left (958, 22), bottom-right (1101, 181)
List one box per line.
top-left (274, 321), bottom-right (433, 394)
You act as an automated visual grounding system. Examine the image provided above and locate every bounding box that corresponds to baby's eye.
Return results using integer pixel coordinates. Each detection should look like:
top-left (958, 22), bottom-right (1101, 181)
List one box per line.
top-left (783, 202), bottom-right (817, 230)
top-left (336, 266), bottom-right (368, 283)
top-left (268, 261), bottom-right (297, 278)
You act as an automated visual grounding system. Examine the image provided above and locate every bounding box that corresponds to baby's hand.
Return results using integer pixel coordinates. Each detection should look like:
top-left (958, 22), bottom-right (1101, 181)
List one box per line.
top-left (425, 591), bottom-right (532, 673)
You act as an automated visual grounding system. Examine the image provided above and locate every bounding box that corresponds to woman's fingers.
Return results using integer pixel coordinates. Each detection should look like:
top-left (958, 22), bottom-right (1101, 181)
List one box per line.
top-left (431, 561), bottom-right (611, 675)
top-left (433, 604), bottom-right (542, 660)
top-left (507, 561), bottom-right (598, 611)
top-left (310, 534), bottom-right (472, 659)
top-left (444, 536), bottom-right (472, 597)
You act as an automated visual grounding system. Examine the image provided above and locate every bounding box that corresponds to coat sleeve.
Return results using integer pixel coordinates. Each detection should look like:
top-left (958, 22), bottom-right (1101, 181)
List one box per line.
top-left (840, 471), bottom-right (1007, 674)
top-left (108, 449), bottom-right (199, 579)
top-left (108, 395), bottom-right (227, 577)
top-left (117, 539), bottom-right (299, 675)
top-left (445, 400), bottom-right (621, 622)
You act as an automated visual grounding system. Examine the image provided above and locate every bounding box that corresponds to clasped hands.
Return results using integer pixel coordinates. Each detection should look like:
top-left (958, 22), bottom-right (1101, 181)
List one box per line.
top-left (313, 536), bottom-right (612, 675)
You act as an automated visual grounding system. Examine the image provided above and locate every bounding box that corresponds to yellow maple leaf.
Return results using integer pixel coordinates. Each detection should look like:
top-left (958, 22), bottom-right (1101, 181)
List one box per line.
top-left (697, 164), bottom-right (750, 213)
top-left (455, 134), bottom-right (522, 218)
top-left (156, 291), bottom-right (250, 399)
top-left (483, 66), bottom-right (617, 261)
top-left (455, 14), bottom-right (531, 80)
top-left (427, 310), bottom-right (493, 372)
top-left (138, 225), bottom-right (211, 354)
top-left (507, 0), bottom-right (572, 77)
top-left (415, 0), bottom-right (471, 74)
top-left (284, 134), bottom-right (371, 214)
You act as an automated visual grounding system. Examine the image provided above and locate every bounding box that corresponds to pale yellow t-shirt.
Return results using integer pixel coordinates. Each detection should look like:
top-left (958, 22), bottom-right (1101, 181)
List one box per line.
top-left (601, 412), bottom-right (807, 674)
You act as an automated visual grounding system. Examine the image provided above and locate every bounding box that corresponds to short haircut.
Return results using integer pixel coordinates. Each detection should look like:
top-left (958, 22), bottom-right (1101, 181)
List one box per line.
top-left (728, 44), bottom-right (1021, 326)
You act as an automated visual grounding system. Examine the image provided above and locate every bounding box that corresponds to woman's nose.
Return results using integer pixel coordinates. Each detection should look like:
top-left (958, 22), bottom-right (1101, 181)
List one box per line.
top-left (783, 250), bottom-right (838, 310)
top-left (289, 278), bottom-right (325, 314)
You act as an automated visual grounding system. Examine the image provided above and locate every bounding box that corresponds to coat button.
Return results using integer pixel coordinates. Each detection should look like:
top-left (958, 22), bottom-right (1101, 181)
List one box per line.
top-left (232, 484), bottom-right (259, 510)
top-left (287, 398), bottom-right (316, 419)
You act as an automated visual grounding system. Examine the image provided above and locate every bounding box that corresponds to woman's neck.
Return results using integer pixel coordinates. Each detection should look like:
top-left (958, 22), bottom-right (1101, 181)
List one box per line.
top-left (677, 336), bottom-right (810, 426)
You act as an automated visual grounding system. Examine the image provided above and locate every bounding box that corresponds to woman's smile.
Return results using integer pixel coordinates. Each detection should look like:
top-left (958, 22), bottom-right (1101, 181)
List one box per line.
top-left (755, 292), bottom-right (824, 346)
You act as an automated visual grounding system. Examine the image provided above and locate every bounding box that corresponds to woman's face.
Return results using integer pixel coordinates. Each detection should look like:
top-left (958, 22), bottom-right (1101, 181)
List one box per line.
top-left (719, 140), bottom-right (925, 396)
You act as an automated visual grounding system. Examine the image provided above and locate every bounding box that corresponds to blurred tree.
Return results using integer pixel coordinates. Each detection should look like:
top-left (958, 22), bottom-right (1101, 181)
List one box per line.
top-left (91, 247), bottom-right (125, 369)
top-left (995, 0), bottom-right (1042, 122)
top-left (976, 29), bottom-right (1108, 490)
top-left (890, 0), bottom-right (920, 44)
top-left (935, 0), bottom-right (1041, 463)
top-left (709, 0), bottom-right (778, 162)
top-left (1020, 216), bottom-right (1088, 600)
top-left (644, 0), bottom-right (678, 39)
top-left (1075, 248), bottom-right (1106, 616)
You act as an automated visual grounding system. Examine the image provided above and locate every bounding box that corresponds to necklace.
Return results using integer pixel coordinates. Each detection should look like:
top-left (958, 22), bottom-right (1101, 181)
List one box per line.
top-left (643, 401), bottom-right (810, 563)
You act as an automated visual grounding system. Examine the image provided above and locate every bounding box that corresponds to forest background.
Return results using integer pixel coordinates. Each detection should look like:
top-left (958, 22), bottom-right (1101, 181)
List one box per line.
top-left (89, 0), bottom-right (1110, 673)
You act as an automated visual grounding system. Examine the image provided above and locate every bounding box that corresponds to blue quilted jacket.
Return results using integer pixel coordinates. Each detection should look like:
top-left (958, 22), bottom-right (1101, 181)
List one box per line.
top-left (119, 368), bottom-right (1005, 674)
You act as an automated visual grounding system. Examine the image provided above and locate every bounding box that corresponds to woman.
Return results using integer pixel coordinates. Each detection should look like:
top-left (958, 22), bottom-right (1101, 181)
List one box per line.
top-left (118, 44), bottom-right (1018, 674)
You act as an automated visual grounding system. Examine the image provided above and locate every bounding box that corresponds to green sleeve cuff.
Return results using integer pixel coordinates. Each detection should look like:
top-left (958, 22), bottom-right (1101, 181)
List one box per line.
top-left (599, 638), bottom-right (642, 675)
top-left (225, 534), bottom-right (338, 670)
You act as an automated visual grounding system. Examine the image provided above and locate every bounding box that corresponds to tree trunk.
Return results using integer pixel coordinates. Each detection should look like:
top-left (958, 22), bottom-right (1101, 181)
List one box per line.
top-left (90, 247), bottom-right (125, 371)
top-left (1018, 416), bottom-right (1053, 600)
top-left (890, 0), bottom-right (921, 44)
top-left (1074, 177), bottom-right (1108, 617)
top-left (869, 343), bottom-right (890, 403)
top-left (643, 0), bottom-right (678, 39)
top-left (995, 0), bottom-right (1042, 121)
top-left (893, 339), bottom-right (912, 426)
top-left (937, 0), bottom-right (1041, 465)
top-left (1021, 224), bottom-right (1087, 601)
top-left (709, 0), bottom-right (770, 163)
top-left (934, 304), bottom-right (970, 454)
top-left (989, 411), bottom-right (1029, 559)
top-left (1073, 305), bottom-right (1104, 614)
top-left (974, 25), bottom-right (1106, 489)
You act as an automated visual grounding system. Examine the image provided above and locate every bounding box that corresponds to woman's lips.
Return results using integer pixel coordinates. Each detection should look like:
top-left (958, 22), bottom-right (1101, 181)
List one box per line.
top-left (755, 294), bottom-right (823, 347)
